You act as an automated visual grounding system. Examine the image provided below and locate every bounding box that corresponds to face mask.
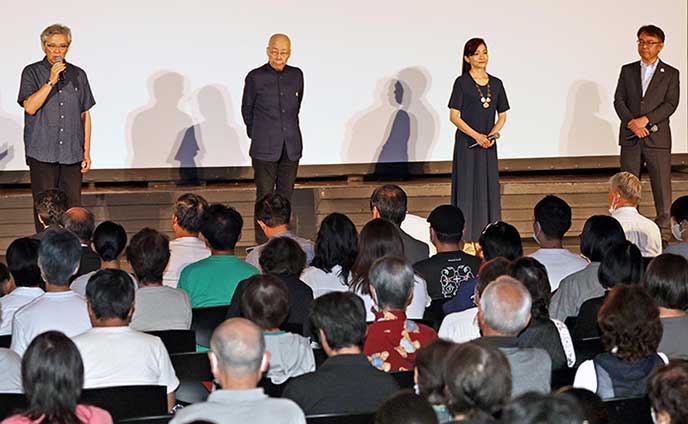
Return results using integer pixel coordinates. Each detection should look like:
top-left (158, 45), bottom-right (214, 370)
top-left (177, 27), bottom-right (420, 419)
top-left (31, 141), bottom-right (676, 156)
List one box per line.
top-left (672, 223), bottom-right (684, 241)
top-left (532, 222), bottom-right (541, 245)
top-left (609, 199), bottom-right (617, 215)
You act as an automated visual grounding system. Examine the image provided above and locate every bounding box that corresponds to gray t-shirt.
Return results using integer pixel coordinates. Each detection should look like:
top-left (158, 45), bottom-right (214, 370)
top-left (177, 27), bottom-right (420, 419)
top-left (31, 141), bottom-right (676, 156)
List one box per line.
top-left (130, 286), bottom-right (192, 332)
top-left (664, 242), bottom-right (688, 259)
top-left (245, 231), bottom-right (314, 271)
top-left (550, 263), bottom-right (604, 321)
top-left (659, 316), bottom-right (688, 359)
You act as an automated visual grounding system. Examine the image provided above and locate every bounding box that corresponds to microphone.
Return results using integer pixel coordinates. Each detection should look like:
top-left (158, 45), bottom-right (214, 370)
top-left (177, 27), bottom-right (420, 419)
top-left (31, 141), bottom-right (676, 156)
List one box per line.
top-left (625, 123), bottom-right (658, 140)
top-left (55, 56), bottom-right (65, 81)
top-left (469, 132), bottom-right (500, 149)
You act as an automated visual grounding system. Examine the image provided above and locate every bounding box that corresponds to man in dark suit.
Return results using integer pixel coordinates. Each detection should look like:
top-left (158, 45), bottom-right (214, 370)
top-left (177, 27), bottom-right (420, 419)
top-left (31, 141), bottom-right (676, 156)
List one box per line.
top-left (370, 184), bottom-right (429, 264)
top-left (614, 24), bottom-right (680, 234)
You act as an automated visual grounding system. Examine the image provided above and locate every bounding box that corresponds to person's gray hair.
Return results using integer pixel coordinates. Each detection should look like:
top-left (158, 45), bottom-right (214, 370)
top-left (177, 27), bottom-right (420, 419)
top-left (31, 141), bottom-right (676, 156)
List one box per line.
top-left (40, 24), bottom-right (72, 46)
top-left (211, 318), bottom-right (265, 377)
top-left (609, 171), bottom-right (642, 205)
top-left (481, 276), bottom-right (532, 335)
top-left (38, 228), bottom-right (81, 286)
top-left (369, 256), bottom-right (415, 310)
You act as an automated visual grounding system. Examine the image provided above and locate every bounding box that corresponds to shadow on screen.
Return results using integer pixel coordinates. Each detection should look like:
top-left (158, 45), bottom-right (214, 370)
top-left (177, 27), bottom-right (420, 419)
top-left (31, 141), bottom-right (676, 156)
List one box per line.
top-left (0, 90), bottom-right (20, 170)
top-left (559, 80), bottom-right (615, 156)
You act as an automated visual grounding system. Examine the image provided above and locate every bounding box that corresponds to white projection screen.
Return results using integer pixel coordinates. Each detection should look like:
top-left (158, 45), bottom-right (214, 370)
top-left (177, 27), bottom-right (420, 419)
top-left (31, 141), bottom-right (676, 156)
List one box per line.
top-left (0, 0), bottom-right (686, 171)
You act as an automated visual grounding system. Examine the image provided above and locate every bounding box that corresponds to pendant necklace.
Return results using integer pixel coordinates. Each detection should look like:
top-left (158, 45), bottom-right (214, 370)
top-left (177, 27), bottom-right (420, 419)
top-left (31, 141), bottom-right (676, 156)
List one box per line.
top-left (474, 77), bottom-right (491, 109)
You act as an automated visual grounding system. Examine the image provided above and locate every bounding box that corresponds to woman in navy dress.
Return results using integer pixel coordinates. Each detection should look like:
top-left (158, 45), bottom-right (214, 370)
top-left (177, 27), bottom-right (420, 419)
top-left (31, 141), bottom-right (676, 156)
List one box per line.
top-left (449, 38), bottom-right (509, 241)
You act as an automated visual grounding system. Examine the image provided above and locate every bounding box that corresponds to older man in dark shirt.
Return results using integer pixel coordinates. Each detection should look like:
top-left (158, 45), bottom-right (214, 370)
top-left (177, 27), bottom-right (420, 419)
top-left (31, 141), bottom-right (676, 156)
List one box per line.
top-left (242, 33), bottom-right (303, 206)
top-left (18, 24), bottom-right (96, 232)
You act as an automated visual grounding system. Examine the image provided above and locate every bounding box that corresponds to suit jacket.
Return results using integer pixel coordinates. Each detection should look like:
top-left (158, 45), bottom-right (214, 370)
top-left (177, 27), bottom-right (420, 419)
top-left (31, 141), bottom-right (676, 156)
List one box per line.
top-left (613, 59), bottom-right (679, 149)
top-left (400, 229), bottom-right (429, 265)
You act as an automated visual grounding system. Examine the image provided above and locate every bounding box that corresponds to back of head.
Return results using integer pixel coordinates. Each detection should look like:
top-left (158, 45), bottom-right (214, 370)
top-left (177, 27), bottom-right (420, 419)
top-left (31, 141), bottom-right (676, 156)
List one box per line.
top-left (85, 269), bottom-right (135, 321)
top-left (211, 318), bottom-right (265, 379)
top-left (443, 341), bottom-right (511, 419)
top-left (22, 331), bottom-right (84, 422)
top-left (259, 236), bottom-right (306, 276)
top-left (60, 207), bottom-right (95, 242)
top-left (240, 274), bottom-right (290, 330)
top-left (255, 193), bottom-right (291, 228)
top-left (311, 212), bottom-right (358, 279)
top-left (648, 360), bottom-right (688, 424)
top-left (476, 257), bottom-right (512, 297)
top-left (350, 218), bottom-right (404, 294)
top-left (92, 221), bottom-right (127, 262)
top-left (310, 291), bottom-right (367, 351)
top-left (38, 228), bottom-right (81, 286)
top-left (6, 237), bottom-right (42, 287)
top-left (369, 256), bottom-right (415, 311)
top-left (479, 221), bottom-right (523, 261)
top-left (597, 240), bottom-right (643, 289)
top-left (644, 253), bottom-right (688, 311)
top-left (201, 204), bottom-right (243, 251)
top-left (598, 284), bottom-right (662, 361)
top-left (534, 195), bottom-right (572, 240)
top-left (580, 215), bottom-right (626, 262)
top-left (427, 205), bottom-right (465, 244)
top-left (34, 189), bottom-right (68, 227)
top-left (555, 388), bottom-right (608, 424)
top-left (415, 339), bottom-right (455, 405)
top-left (500, 393), bottom-right (583, 424)
top-left (126, 228), bottom-right (170, 284)
top-left (609, 171), bottom-right (642, 206)
top-left (670, 195), bottom-right (688, 224)
top-left (375, 391), bottom-right (439, 424)
top-left (510, 257), bottom-right (551, 321)
top-left (480, 276), bottom-right (532, 335)
top-left (173, 193), bottom-right (208, 233)
top-left (370, 184), bottom-right (407, 225)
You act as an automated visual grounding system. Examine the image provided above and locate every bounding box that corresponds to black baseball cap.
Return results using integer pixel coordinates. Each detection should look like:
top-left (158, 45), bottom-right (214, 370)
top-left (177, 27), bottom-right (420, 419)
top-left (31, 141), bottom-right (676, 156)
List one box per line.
top-left (426, 205), bottom-right (465, 235)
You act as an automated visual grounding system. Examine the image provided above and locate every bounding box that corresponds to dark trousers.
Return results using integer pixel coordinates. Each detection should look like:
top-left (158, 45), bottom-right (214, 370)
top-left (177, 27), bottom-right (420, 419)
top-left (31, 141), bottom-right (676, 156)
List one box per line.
top-left (28, 157), bottom-right (82, 232)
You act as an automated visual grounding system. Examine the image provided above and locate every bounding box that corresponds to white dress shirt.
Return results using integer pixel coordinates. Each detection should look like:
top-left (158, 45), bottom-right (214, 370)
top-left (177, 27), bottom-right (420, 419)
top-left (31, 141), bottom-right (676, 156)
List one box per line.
top-left (611, 206), bottom-right (662, 257)
top-left (0, 286), bottom-right (44, 335)
top-left (163, 237), bottom-right (211, 288)
top-left (400, 214), bottom-right (437, 256)
top-left (300, 265), bottom-right (350, 298)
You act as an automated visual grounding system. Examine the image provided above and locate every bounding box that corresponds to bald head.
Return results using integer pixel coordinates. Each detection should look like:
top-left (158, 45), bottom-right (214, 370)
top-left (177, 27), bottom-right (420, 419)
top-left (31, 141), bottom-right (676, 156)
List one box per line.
top-left (266, 33), bottom-right (291, 71)
top-left (480, 276), bottom-right (532, 335)
top-left (61, 207), bottom-right (95, 242)
top-left (211, 318), bottom-right (266, 377)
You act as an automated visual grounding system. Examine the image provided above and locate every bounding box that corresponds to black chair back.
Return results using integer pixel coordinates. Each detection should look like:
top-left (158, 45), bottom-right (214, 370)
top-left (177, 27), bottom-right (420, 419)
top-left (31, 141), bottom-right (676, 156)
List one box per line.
top-left (550, 367), bottom-right (577, 390)
top-left (191, 305), bottom-right (229, 348)
top-left (306, 413), bottom-right (375, 424)
top-left (146, 330), bottom-right (196, 354)
top-left (258, 377), bottom-right (290, 398)
top-left (0, 393), bottom-right (27, 420)
top-left (391, 370), bottom-right (414, 389)
top-left (605, 397), bottom-right (653, 424)
top-left (80, 385), bottom-right (167, 421)
top-left (281, 322), bottom-right (304, 336)
top-left (574, 337), bottom-right (605, 366)
top-left (422, 299), bottom-right (446, 331)
top-left (0, 334), bottom-right (10, 348)
top-left (118, 415), bottom-right (173, 424)
top-left (169, 352), bottom-right (213, 405)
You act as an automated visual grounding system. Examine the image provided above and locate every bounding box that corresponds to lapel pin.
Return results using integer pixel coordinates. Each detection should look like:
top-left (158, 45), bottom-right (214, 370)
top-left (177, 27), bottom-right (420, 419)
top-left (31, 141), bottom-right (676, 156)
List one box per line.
top-left (660, 68), bottom-right (665, 72)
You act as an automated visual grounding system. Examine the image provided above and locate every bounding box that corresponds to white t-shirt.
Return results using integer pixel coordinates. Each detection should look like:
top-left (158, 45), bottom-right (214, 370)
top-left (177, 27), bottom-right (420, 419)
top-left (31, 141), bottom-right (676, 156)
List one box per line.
top-left (300, 265), bottom-right (349, 299)
top-left (438, 307), bottom-right (480, 343)
top-left (71, 270), bottom-right (138, 297)
top-left (11, 291), bottom-right (91, 356)
top-left (400, 214), bottom-right (437, 256)
top-left (357, 274), bottom-right (431, 322)
top-left (529, 248), bottom-right (589, 291)
top-left (0, 348), bottom-right (22, 393)
top-left (612, 207), bottom-right (662, 257)
top-left (0, 287), bottom-right (44, 336)
top-left (573, 352), bottom-right (669, 393)
top-left (163, 237), bottom-right (211, 288)
top-left (264, 332), bottom-right (316, 385)
top-left (130, 286), bottom-right (192, 332)
top-left (73, 326), bottom-right (180, 393)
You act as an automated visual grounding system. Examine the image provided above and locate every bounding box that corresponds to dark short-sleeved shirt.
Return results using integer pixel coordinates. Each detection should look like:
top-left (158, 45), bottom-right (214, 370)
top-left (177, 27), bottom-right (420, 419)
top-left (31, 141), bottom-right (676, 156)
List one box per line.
top-left (414, 251), bottom-right (481, 300)
top-left (241, 63), bottom-right (303, 162)
top-left (448, 73), bottom-right (509, 136)
top-left (18, 57), bottom-right (95, 164)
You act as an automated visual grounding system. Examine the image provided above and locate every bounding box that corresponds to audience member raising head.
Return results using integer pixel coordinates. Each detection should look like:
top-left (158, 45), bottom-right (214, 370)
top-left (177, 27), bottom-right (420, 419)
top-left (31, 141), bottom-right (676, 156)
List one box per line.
top-left (126, 228), bottom-right (192, 332)
top-left (667, 195), bottom-right (688, 257)
top-left (500, 392), bottom-right (583, 424)
top-left (163, 193), bottom-right (211, 288)
top-left (172, 318), bottom-right (306, 424)
top-left (282, 292), bottom-right (399, 416)
top-left (61, 207), bottom-right (99, 278)
top-left (648, 360), bottom-right (688, 424)
top-left (550, 215), bottom-right (626, 321)
top-left (375, 391), bottom-right (439, 424)
top-left (10, 228), bottom-right (90, 356)
top-left (1, 238), bottom-right (43, 337)
top-left (178, 204), bottom-right (259, 308)
top-left (414, 339), bottom-right (455, 423)
top-left (364, 256), bottom-right (437, 372)
top-left (240, 274), bottom-right (315, 384)
top-left (32, 188), bottom-right (68, 237)
top-left (302, 212), bottom-right (359, 298)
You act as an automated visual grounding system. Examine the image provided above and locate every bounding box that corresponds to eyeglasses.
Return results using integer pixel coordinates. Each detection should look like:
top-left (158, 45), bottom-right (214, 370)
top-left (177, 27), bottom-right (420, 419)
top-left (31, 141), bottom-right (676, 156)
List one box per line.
top-left (46, 43), bottom-right (69, 50)
top-left (637, 40), bottom-right (662, 47)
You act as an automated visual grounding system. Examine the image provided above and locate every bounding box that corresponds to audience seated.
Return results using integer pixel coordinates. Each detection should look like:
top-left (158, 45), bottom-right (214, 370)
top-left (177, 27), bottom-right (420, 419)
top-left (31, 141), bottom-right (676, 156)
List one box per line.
top-left (648, 360), bottom-right (688, 424)
top-left (301, 213), bottom-right (358, 298)
top-left (162, 193), bottom-right (211, 288)
top-left (573, 240), bottom-right (643, 340)
top-left (510, 257), bottom-right (575, 370)
top-left (414, 339), bottom-right (455, 423)
top-left (443, 341), bottom-right (512, 423)
top-left (550, 215), bottom-right (626, 321)
top-left (30, 188), bottom-right (68, 240)
top-left (178, 204), bottom-right (259, 307)
top-left (170, 318), bottom-right (306, 424)
top-left (476, 276), bottom-right (551, 397)
top-left (246, 194), bottom-right (314, 271)
top-left (499, 392), bottom-right (583, 424)
top-left (0, 347), bottom-right (22, 393)
top-left (555, 388), bottom-right (608, 424)
top-left (61, 207), bottom-right (100, 278)
top-left (528, 195), bottom-right (588, 291)
top-left (608, 171), bottom-right (661, 257)
top-left (350, 219), bottom-right (430, 321)
top-left (0, 238), bottom-right (43, 336)
top-left (438, 258), bottom-right (511, 344)
top-left (282, 292), bottom-right (399, 415)
top-left (364, 257), bottom-right (437, 372)
top-left (444, 221), bottom-right (523, 314)
top-left (126, 228), bottom-right (192, 331)
top-left (665, 195), bottom-right (688, 258)
top-left (573, 285), bottom-right (667, 399)
top-left (369, 185), bottom-right (429, 264)
top-left (0, 263), bottom-right (12, 297)
top-left (2, 331), bottom-right (112, 424)
top-left (375, 391), bottom-right (439, 424)
top-left (73, 269), bottom-right (179, 411)
top-left (414, 205), bottom-right (480, 303)
top-left (11, 229), bottom-right (91, 356)
top-left (70, 221), bottom-right (136, 296)
top-left (240, 274), bottom-right (315, 384)
top-left (643, 254), bottom-right (688, 359)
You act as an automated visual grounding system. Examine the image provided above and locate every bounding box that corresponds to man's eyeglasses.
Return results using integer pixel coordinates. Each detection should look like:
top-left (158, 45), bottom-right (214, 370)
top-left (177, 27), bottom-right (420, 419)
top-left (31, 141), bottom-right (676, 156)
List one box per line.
top-left (46, 44), bottom-right (69, 50)
top-left (637, 40), bottom-right (662, 47)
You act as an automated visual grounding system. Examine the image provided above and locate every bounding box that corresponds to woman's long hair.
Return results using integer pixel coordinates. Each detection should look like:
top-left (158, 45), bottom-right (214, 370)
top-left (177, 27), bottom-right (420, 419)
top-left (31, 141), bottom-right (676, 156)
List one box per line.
top-left (310, 213), bottom-right (359, 283)
top-left (461, 38), bottom-right (487, 75)
top-left (349, 218), bottom-right (404, 295)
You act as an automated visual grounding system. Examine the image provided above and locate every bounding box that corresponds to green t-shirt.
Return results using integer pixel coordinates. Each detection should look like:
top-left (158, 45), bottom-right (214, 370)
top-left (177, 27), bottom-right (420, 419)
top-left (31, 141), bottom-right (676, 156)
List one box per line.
top-left (178, 255), bottom-right (260, 308)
